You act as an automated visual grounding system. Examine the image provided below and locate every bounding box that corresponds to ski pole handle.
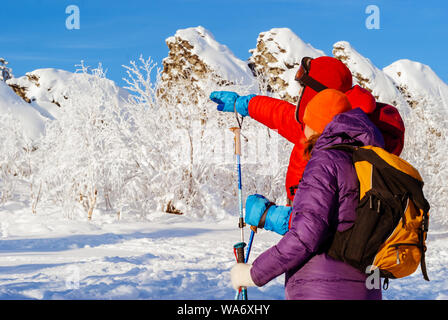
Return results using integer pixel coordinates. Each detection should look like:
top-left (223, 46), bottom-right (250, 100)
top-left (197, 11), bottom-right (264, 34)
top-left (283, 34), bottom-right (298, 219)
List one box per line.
top-left (234, 242), bottom-right (246, 264)
top-left (230, 127), bottom-right (241, 156)
top-left (233, 242), bottom-right (248, 300)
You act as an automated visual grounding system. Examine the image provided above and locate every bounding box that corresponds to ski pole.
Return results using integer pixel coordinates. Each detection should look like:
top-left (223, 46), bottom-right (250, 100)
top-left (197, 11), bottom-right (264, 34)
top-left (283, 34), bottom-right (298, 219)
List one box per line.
top-left (231, 127), bottom-right (245, 244)
top-left (245, 226), bottom-right (257, 263)
top-left (230, 127), bottom-right (250, 300)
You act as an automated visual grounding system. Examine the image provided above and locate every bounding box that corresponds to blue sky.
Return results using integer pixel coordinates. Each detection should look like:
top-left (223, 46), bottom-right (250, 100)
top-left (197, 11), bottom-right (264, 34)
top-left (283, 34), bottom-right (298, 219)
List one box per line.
top-left (1, 0), bottom-right (447, 86)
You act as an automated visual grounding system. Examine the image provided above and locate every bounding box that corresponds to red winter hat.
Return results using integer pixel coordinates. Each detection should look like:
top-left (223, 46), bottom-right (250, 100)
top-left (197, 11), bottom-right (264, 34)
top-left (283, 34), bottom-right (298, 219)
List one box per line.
top-left (345, 85), bottom-right (376, 114)
top-left (296, 56), bottom-right (353, 124)
top-left (368, 103), bottom-right (405, 156)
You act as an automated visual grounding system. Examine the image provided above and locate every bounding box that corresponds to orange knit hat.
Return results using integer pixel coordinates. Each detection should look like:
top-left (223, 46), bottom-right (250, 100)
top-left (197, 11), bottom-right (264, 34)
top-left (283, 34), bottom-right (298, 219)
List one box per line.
top-left (303, 88), bottom-right (352, 134)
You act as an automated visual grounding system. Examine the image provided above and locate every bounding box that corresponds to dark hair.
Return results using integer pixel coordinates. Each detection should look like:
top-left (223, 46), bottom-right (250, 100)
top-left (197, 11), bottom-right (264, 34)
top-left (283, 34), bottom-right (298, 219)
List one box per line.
top-left (303, 134), bottom-right (321, 161)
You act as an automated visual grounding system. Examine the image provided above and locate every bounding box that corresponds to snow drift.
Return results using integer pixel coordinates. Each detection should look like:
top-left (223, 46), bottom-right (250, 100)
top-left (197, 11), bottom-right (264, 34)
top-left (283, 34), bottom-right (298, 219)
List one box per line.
top-left (0, 80), bottom-right (45, 140)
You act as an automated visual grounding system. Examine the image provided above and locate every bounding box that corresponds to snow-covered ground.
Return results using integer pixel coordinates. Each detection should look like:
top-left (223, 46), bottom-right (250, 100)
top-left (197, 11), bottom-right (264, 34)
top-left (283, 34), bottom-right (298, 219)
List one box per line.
top-left (0, 197), bottom-right (446, 300)
top-left (0, 197), bottom-right (285, 300)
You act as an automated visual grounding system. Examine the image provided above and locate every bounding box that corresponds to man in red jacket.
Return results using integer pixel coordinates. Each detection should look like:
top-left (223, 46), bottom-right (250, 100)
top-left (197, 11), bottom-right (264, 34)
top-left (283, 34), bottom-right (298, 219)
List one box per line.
top-left (210, 56), bottom-right (405, 205)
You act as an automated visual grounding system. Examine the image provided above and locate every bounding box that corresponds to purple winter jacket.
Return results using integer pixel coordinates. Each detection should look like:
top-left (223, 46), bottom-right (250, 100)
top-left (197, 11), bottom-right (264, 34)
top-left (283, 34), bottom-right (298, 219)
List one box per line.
top-left (250, 108), bottom-right (385, 300)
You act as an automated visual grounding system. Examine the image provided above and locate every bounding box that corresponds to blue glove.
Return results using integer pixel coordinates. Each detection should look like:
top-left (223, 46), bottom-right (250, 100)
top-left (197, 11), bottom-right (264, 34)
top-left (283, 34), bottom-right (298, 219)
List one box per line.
top-left (209, 91), bottom-right (255, 117)
top-left (245, 194), bottom-right (292, 236)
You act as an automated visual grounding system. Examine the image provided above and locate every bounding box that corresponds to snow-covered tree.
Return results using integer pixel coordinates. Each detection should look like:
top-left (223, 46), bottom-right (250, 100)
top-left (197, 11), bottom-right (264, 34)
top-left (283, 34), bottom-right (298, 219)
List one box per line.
top-left (0, 112), bottom-right (31, 204)
top-left (121, 55), bottom-right (290, 218)
top-left (0, 58), bottom-right (13, 82)
top-left (7, 55), bottom-right (289, 221)
top-left (34, 62), bottom-right (135, 219)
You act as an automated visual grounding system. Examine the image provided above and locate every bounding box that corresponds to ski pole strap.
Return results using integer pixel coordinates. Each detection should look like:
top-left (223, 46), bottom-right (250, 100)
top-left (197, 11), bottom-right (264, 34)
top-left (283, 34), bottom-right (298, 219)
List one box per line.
top-left (234, 100), bottom-right (244, 129)
top-left (257, 202), bottom-right (275, 229)
top-left (233, 242), bottom-right (246, 264)
top-left (420, 210), bottom-right (430, 281)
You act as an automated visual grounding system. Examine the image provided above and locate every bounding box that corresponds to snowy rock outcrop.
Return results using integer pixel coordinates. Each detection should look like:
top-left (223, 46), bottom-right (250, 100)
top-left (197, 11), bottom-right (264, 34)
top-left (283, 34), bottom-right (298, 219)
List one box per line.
top-left (248, 28), bottom-right (325, 103)
top-left (7, 68), bottom-right (129, 120)
top-left (332, 41), bottom-right (408, 110)
top-left (383, 59), bottom-right (448, 114)
top-left (162, 26), bottom-right (257, 97)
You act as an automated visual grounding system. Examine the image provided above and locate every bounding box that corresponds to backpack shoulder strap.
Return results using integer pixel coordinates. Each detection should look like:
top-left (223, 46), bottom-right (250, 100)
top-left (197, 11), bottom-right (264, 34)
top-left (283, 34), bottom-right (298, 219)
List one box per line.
top-left (325, 143), bottom-right (360, 153)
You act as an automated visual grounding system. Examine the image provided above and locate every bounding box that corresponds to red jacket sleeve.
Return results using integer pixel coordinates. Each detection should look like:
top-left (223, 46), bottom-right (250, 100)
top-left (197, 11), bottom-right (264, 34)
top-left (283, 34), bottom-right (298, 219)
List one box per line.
top-left (248, 96), bottom-right (304, 145)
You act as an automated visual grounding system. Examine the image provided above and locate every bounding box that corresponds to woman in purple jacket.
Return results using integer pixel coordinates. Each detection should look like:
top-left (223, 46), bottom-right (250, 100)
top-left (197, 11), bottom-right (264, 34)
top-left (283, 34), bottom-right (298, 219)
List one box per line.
top-left (231, 89), bottom-right (384, 300)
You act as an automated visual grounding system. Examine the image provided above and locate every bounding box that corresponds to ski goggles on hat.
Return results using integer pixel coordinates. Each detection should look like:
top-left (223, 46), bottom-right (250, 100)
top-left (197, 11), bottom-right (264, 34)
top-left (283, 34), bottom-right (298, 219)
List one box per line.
top-left (294, 57), bottom-right (328, 91)
top-left (294, 57), bottom-right (328, 124)
top-left (294, 57), bottom-right (311, 86)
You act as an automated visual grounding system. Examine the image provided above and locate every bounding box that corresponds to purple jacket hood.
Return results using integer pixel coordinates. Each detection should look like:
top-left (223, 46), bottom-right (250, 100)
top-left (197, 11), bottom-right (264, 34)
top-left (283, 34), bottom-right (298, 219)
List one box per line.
top-left (313, 107), bottom-right (385, 153)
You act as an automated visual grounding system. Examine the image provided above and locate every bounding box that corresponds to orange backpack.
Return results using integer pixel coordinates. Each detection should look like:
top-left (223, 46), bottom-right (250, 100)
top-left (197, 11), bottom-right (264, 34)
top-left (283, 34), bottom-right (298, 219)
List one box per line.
top-left (327, 145), bottom-right (430, 286)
